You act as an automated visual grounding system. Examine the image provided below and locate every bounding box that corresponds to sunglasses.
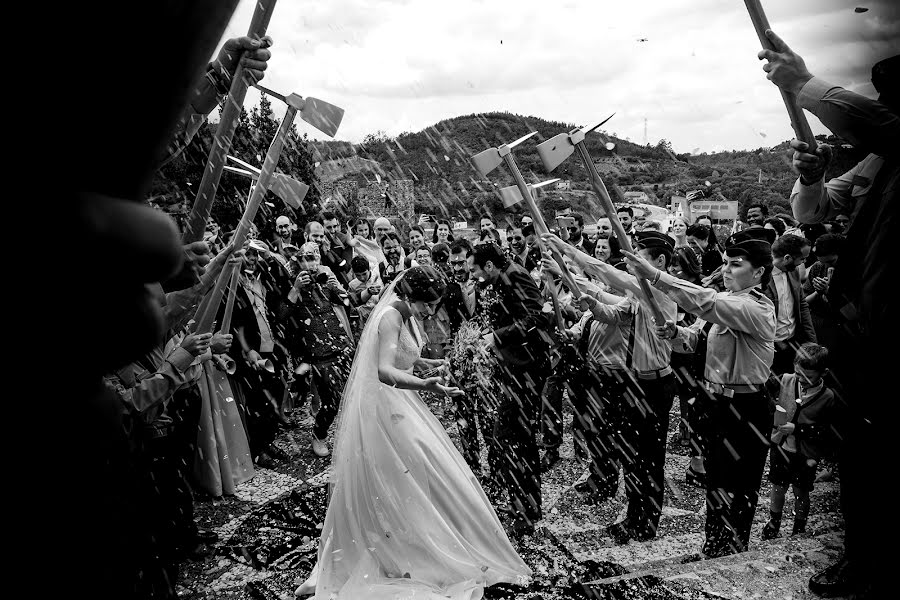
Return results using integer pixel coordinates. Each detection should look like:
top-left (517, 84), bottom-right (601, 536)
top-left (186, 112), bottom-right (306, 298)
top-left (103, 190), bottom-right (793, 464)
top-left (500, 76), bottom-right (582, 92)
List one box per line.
top-left (300, 254), bottom-right (318, 261)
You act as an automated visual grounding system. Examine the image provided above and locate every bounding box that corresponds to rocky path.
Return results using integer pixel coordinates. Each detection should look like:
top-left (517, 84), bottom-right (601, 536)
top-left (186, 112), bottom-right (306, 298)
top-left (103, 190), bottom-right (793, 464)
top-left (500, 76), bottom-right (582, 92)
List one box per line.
top-left (178, 394), bottom-right (846, 599)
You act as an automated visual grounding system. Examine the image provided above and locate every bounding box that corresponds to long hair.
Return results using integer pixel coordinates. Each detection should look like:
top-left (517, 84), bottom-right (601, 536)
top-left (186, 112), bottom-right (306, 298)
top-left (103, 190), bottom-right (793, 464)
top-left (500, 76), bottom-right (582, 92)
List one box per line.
top-left (671, 247), bottom-right (703, 284)
top-left (431, 219), bottom-right (455, 244)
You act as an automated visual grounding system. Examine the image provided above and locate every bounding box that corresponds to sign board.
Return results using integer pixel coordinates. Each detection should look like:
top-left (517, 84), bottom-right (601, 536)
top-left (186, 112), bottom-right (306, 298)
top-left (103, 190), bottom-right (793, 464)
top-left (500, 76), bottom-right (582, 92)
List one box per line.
top-left (452, 220), bottom-right (468, 230)
top-left (689, 200), bottom-right (738, 220)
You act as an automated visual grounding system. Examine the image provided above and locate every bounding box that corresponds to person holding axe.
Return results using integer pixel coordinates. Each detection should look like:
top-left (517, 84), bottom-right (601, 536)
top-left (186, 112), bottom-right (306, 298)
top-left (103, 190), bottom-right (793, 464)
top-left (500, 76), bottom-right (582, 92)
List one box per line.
top-left (626, 228), bottom-right (776, 558)
top-left (759, 29), bottom-right (898, 598)
top-left (544, 230), bottom-right (679, 544)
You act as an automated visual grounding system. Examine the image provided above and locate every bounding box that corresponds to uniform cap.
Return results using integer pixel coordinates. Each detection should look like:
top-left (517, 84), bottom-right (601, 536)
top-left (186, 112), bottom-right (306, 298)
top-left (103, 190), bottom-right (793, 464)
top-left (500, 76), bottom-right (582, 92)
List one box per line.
top-left (634, 230), bottom-right (675, 252)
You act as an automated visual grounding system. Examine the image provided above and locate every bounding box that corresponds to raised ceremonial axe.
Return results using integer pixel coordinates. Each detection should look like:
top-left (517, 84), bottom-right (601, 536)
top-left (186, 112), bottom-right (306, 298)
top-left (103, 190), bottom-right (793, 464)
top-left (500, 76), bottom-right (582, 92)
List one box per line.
top-left (743, 0), bottom-right (817, 150)
top-left (183, 0), bottom-right (278, 244)
top-left (535, 116), bottom-right (666, 323)
top-left (224, 154), bottom-right (310, 210)
top-left (192, 87), bottom-right (344, 335)
top-left (471, 133), bottom-right (582, 298)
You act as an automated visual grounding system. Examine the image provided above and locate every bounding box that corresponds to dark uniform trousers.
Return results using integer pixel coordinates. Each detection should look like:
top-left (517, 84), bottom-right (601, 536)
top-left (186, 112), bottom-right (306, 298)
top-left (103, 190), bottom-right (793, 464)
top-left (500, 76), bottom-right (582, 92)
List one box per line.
top-left (574, 367), bottom-right (676, 537)
top-left (453, 387), bottom-right (499, 483)
top-left (234, 350), bottom-right (285, 460)
top-left (701, 388), bottom-right (771, 555)
top-left (494, 357), bottom-right (549, 524)
top-left (541, 343), bottom-right (586, 452)
top-left (308, 352), bottom-right (352, 441)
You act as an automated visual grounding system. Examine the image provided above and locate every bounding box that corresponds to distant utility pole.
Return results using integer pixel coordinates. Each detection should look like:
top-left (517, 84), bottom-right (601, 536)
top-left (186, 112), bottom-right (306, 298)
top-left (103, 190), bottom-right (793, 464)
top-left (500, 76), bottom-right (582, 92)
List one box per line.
top-left (758, 168), bottom-right (763, 183)
top-left (644, 118), bottom-right (648, 145)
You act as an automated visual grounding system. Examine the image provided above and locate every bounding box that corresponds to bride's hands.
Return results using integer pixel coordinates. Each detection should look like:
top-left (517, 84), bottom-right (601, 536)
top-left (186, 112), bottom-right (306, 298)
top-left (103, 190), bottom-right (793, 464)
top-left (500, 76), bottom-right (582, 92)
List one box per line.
top-left (422, 376), bottom-right (464, 397)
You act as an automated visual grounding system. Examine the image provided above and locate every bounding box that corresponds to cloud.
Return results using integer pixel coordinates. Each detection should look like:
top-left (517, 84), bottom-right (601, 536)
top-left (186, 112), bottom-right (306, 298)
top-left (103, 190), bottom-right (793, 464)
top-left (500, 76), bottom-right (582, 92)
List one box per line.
top-left (217, 0), bottom-right (900, 152)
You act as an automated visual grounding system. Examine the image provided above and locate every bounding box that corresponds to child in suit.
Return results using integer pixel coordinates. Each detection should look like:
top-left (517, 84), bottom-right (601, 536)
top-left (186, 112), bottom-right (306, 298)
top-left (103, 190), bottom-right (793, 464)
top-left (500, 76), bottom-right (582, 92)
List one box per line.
top-left (762, 343), bottom-right (841, 539)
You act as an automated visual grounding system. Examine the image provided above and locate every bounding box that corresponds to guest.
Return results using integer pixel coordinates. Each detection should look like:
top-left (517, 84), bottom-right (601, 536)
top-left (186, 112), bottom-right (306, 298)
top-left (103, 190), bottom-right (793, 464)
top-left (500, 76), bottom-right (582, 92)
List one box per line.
top-left (670, 216), bottom-right (688, 248)
top-left (686, 223), bottom-right (723, 276)
top-left (347, 256), bottom-right (382, 324)
top-left (432, 218), bottom-right (454, 245)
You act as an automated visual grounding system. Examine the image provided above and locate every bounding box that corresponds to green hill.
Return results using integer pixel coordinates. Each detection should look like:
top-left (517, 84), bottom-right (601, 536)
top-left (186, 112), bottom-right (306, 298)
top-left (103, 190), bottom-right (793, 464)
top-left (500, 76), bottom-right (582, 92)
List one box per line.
top-left (312, 112), bottom-right (865, 226)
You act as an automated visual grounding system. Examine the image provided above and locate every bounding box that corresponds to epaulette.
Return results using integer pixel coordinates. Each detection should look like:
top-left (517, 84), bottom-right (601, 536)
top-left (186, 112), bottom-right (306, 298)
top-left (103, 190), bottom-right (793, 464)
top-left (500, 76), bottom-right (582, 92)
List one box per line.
top-left (749, 288), bottom-right (773, 305)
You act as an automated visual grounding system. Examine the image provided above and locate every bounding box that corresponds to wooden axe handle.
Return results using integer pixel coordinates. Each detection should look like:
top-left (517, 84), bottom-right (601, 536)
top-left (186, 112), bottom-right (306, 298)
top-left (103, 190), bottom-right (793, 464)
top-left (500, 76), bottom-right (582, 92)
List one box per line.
top-left (743, 0), bottom-right (817, 149)
top-left (501, 154), bottom-right (583, 299)
top-left (183, 0), bottom-right (278, 244)
top-left (193, 105), bottom-right (298, 334)
top-left (575, 143), bottom-right (666, 324)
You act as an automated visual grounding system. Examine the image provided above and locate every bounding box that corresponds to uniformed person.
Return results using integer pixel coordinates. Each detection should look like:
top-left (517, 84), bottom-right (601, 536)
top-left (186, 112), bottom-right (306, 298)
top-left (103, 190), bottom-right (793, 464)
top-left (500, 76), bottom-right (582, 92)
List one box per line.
top-left (544, 230), bottom-right (679, 544)
top-left (622, 228), bottom-right (776, 558)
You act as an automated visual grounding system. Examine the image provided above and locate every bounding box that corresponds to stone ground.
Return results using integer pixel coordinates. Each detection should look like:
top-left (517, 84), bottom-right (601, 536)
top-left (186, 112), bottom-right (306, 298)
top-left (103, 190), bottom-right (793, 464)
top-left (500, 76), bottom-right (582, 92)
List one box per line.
top-left (178, 392), bottom-right (847, 599)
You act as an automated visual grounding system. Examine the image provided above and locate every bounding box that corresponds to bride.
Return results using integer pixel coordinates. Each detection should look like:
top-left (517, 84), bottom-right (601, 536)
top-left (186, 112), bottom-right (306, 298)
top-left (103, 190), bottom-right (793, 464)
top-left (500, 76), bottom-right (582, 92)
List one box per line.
top-left (296, 265), bottom-right (530, 599)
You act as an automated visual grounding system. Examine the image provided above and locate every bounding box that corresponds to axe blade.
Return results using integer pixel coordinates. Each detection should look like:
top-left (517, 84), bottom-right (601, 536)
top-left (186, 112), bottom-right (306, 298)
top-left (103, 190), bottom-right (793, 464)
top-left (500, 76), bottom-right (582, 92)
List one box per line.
top-left (536, 133), bottom-right (575, 172)
top-left (471, 147), bottom-right (503, 177)
top-left (499, 184), bottom-right (527, 208)
top-left (301, 97), bottom-right (345, 138)
top-left (507, 130), bottom-right (539, 149)
top-left (269, 172), bottom-right (309, 209)
top-left (582, 112), bottom-right (616, 135)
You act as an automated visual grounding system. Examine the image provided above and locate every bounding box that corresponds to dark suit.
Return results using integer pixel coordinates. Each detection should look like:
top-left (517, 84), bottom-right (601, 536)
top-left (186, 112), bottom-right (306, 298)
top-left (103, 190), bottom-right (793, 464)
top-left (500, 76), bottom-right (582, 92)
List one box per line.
top-left (764, 268), bottom-right (816, 375)
top-left (569, 236), bottom-right (596, 258)
top-left (219, 261), bottom-right (290, 459)
top-left (440, 279), bottom-right (490, 476)
top-left (486, 261), bottom-right (552, 526)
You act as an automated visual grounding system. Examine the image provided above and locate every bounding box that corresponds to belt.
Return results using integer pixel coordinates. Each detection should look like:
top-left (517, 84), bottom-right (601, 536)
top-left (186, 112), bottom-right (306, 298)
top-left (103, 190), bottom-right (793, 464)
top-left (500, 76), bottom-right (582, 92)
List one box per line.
top-left (703, 380), bottom-right (761, 398)
top-left (635, 365), bottom-right (673, 380)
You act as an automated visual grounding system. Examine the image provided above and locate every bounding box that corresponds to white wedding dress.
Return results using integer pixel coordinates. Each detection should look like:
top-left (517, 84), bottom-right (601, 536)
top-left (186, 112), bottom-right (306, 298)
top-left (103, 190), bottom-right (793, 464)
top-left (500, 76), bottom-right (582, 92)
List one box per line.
top-left (298, 282), bottom-right (530, 599)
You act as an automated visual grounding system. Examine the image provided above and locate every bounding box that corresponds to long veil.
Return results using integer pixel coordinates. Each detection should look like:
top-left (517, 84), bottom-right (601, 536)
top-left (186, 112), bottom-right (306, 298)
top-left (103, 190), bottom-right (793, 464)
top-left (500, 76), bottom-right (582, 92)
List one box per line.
top-left (307, 275), bottom-right (529, 599)
top-left (328, 277), bottom-right (400, 478)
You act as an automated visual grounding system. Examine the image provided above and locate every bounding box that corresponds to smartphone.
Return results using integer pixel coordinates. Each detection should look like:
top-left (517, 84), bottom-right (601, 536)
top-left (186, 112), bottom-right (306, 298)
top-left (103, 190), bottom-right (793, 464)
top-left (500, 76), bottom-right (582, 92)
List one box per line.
top-left (557, 216), bottom-right (576, 229)
top-left (826, 267), bottom-right (835, 284)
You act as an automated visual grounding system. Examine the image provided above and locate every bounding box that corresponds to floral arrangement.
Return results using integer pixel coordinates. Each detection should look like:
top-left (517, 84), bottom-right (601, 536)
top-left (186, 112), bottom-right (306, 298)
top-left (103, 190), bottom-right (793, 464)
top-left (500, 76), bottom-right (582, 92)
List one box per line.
top-left (447, 284), bottom-right (503, 412)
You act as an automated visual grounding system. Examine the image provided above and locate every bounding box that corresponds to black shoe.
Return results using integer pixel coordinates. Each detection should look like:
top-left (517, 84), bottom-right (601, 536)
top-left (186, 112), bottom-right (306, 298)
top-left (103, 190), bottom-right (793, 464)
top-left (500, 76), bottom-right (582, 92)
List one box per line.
top-left (540, 449), bottom-right (560, 472)
top-left (256, 452), bottom-right (276, 469)
top-left (267, 445), bottom-right (289, 460)
top-left (606, 522), bottom-right (633, 545)
top-left (509, 518), bottom-right (536, 538)
top-left (808, 556), bottom-right (868, 597)
top-left (792, 518), bottom-right (807, 536)
top-left (760, 520), bottom-right (781, 541)
top-left (194, 529), bottom-right (219, 544)
top-left (685, 466), bottom-right (707, 488)
top-left (574, 476), bottom-right (614, 499)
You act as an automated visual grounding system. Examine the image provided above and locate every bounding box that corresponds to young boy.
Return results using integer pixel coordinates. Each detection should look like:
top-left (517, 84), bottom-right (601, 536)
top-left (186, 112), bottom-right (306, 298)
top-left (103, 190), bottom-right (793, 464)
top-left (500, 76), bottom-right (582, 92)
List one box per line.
top-left (347, 255), bottom-right (382, 323)
top-left (762, 342), bottom-right (841, 539)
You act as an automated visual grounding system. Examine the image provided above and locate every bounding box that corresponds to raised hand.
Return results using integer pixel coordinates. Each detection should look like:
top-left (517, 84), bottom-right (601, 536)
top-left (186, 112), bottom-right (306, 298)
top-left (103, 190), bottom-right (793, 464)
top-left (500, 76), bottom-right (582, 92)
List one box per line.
top-left (214, 35), bottom-right (274, 85)
top-left (621, 251), bottom-right (658, 280)
top-left (181, 332), bottom-right (212, 356)
top-left (790, 140), bottom-right (832, 184)
top-left (757, 30), bottom-right (813, 95)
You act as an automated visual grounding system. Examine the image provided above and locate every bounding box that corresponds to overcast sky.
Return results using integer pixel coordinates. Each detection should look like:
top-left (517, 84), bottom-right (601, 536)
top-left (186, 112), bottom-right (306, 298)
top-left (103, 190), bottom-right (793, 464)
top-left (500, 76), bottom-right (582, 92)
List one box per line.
top-left (218, 0), bottom-right (898, 154)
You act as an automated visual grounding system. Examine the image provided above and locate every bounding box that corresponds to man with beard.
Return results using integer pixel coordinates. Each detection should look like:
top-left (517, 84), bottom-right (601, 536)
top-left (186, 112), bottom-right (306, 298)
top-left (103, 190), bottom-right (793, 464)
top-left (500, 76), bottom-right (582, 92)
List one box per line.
top-left (469, 242), bottom-right (552, 537)
top-left (440, 238), bottom-right (494, 477)
top-left (564, 213), bottom-right (596, 256)
top-left (283, 242), bottom-right (353, 457)
top-left (229, 240), bottom-right (291, 469)
top-left (765, 234), bottom-right (816, 375)
top-left (378, 232), bottom-right (405, 285)
top-left (272, 215), bottom-right (300, 263)
top-left (307, 219), bottom-right (352, 288)
top-left (507, 225), bottom-right (540, 273)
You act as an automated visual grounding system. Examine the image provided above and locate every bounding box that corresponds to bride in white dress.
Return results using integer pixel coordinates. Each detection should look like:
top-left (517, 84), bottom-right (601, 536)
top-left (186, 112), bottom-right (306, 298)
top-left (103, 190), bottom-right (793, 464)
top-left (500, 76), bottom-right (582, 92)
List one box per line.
top-left (296, 266), bottom-right (530, 599)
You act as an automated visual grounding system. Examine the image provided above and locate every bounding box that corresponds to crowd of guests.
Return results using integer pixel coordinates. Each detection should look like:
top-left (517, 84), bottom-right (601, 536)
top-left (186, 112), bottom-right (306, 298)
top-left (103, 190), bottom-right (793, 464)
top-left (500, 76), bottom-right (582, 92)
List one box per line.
top-left (55, 7), bottom-right (894, 599)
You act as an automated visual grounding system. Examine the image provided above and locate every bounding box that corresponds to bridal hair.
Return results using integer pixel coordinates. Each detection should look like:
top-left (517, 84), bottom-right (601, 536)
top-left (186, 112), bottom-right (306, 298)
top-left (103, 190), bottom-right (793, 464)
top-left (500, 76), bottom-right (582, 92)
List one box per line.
top-left (396, 265), bottom-right (447, 303)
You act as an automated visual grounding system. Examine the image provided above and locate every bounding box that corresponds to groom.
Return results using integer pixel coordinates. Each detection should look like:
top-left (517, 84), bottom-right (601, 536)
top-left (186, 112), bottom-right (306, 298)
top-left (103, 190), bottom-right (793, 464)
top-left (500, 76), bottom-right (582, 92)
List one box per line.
top-left (469, 242), bottom-right (552, 536)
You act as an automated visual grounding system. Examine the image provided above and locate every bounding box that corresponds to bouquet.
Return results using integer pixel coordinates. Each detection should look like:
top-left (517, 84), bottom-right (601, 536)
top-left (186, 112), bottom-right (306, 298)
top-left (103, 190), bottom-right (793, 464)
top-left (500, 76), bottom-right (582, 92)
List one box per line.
top-left (447, 284), bottom-right (503, 412)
